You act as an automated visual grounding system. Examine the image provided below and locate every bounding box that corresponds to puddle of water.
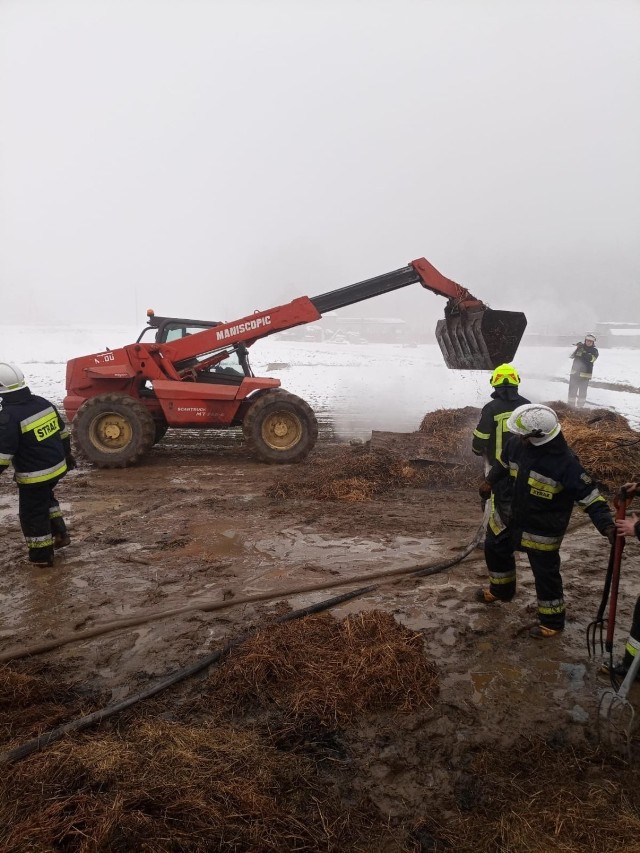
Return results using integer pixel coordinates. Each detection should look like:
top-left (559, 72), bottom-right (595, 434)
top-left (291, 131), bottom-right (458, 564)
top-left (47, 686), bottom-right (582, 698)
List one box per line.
top-left (465, 657), bottom-right (590, 708)
top-left (252, 529), bottom-right (438, 567)
top-left (466, 663), bottom-right (535, 706)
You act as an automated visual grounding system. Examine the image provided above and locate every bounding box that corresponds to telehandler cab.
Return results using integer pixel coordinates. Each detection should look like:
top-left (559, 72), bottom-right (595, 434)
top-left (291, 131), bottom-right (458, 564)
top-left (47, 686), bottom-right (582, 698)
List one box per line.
top-left (64, 256), bottom-right (526, 467)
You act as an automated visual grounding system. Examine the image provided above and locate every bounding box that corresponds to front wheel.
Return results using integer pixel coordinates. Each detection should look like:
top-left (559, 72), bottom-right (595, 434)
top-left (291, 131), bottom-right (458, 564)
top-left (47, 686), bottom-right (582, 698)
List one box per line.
top-left (73, 394), bottom-right (156, 468)
top-left (242, 390), bottom-right (318, 464)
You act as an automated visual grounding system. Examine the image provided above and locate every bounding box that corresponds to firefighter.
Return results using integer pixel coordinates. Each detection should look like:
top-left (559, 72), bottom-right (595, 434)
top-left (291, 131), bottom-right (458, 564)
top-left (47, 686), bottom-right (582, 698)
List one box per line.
top-left (568, 333), bottom-right (598, 408)
top-left (473, 363), bottom-right (530, 552)
top-left (472, 363), bottom-right (530, 471)
top-left (477, 403), bottom-right (615, 638)
top-left (602, 482), bottom-right (640, 679)
top-left (0, 363), bottom-right (75, 567)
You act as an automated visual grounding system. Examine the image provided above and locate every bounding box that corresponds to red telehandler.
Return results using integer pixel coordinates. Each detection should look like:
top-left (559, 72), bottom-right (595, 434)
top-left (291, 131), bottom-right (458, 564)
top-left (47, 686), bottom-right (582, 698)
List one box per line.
top-left (64, 256), bottom-right (527, 467)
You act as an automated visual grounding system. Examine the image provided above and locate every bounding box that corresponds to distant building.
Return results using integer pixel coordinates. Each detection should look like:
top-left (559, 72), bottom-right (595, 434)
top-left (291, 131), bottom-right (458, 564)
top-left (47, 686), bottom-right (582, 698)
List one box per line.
top-left (594, 322), bottom-right (640, 349)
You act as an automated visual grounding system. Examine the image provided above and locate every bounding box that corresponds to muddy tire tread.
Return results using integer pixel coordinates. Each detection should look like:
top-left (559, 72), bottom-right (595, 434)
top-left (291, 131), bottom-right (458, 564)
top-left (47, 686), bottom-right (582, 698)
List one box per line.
top-left (242, 390), bottom-right (318, 464)
top-left (73, 394), bottom-right (156, 468)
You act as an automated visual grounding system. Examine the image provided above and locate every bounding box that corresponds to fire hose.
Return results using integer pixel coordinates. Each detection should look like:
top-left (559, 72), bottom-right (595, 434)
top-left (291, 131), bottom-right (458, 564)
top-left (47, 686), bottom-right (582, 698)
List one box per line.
top-left (0, 513), bottom-right (597, 765)
top-left (0, 523), bottom-right (487, 664)
top-left (0, 520), bottom-right (487, 765)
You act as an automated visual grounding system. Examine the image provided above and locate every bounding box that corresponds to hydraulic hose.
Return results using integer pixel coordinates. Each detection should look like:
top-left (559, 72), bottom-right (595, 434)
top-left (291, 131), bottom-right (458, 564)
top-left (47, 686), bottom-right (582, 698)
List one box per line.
top-left (0, 585), bottom-right (375, 765)
top-left (0, 521), bottom-right (486, 664)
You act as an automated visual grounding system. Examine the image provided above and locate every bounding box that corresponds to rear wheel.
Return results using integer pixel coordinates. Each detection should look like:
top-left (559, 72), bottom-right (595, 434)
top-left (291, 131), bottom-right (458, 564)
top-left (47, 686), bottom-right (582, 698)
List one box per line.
top-left (242, 390), bottom-right (318, 463)
top-left (73, 394), bottom-right (156, 468)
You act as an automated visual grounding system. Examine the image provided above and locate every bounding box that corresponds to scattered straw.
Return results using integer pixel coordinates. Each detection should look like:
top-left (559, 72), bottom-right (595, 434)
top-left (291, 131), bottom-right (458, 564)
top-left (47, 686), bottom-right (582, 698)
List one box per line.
top-left (267, 447), bottom-right (414, 501)
top-left (421, 738), bottom-right (640, 853)
top-left (556, 407), bottom-right (640, 491)
top-left (0, 665), bottom-right (94, 750)
top-left (0, 719), bottom-right (403, 852)
top-left (0, 611), bottom-right (435, 852)
top-left (207, 610), bottom-right (439, 727)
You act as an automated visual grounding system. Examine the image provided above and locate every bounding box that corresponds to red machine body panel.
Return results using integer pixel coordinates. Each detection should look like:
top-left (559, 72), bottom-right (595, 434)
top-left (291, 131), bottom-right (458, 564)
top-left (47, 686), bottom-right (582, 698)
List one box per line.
top-left (151, 377), bottom-right (280, 427)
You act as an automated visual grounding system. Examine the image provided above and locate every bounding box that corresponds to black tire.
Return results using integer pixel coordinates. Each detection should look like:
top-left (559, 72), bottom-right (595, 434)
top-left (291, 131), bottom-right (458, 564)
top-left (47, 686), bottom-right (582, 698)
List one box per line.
top-left (242, 390), bottom-right (318, 464)
top-left (153, 420), bottom-right (169, 445)
top-left (73, 394), bottom-right (156, 468)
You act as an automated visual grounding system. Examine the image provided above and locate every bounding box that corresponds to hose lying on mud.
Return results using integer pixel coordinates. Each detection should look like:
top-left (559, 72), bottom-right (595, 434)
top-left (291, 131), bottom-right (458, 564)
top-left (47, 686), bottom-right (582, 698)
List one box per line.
top-left (0, 585), bottom-right (376, 765)
top-left (0, 520), bottom-right (487, 664)
top-left (0, 515), bottom-right (596, 764)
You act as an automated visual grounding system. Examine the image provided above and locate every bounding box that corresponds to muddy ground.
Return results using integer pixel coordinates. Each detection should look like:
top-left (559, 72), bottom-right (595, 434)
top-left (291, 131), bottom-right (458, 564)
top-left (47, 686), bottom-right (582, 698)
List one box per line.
top-left (2, 422), bottom-right (640, 851)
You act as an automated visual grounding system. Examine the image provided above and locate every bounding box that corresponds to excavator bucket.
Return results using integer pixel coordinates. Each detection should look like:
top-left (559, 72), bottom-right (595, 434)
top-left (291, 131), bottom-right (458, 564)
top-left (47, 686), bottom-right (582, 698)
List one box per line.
top-left (435, 307), bottom-right (527, 370)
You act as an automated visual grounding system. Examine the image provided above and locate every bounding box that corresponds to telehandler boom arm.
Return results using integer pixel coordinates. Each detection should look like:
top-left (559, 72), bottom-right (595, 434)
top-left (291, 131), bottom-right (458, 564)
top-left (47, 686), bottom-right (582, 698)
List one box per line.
top-left (158, 256), bottom-right (525, 371)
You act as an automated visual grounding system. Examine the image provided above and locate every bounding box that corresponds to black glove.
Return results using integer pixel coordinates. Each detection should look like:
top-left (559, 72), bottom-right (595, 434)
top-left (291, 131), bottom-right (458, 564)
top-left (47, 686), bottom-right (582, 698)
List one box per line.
top-left (603, 524), bottom-right (617, 545)
top-left (479, 481), bottom-right (492, 501)
top-left (66, 454), bottom-right (77, 471)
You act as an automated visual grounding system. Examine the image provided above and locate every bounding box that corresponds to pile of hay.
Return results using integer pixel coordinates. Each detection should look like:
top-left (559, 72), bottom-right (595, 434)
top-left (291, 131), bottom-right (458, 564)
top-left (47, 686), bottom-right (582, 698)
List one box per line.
top-left (0, 611), bottom-right (436, 852)
top-left (421, 738), bottom-right (640, 852)
top-left (267, 446), bottom-right (416, 501)
top-left (551, 404), bottom-right (640, 491)
top-left (207, 610), bottom-right (439, 727)
top-left (0, 720), bottom-right (402, 852)
top-left (0, 665), bottom-right (93, 750)
top-left (415, 407), bottom-right (481, 487)
top-left (267, 404), bottom-right (639, 501)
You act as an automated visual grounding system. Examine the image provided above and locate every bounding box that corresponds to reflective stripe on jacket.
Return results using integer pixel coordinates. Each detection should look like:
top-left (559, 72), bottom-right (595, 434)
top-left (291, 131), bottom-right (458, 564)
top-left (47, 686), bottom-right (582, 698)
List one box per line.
top-left (472, 389), bottom-right (531, 464)
top-left (570, 344), bottom-right (599, 378)
top-left (486, 432), bottom-right (613, 550)
top-left (0, 387), bottom-right (70, 485)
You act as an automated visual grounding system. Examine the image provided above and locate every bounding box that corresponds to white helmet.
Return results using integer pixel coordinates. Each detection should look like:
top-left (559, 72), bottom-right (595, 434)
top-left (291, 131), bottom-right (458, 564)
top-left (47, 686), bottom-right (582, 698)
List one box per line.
top-left (506, 403), bottom-right (561, 446)
top-left (0, 363), bottom-right (26, 394)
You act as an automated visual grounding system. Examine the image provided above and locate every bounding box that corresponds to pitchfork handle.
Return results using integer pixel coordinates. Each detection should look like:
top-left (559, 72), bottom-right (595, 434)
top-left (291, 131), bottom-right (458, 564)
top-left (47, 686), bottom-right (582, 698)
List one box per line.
top-left (605, 488), bottom-right (632, 652)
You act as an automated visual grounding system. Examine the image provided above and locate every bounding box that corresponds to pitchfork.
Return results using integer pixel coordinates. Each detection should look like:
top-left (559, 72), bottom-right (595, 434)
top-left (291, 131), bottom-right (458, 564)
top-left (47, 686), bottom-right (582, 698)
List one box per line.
top-left (586, 487), bottom-right (632, 659)
top-left (592, 485), bottom-right (639, 758)
top-left (598, 651), bottom-right (640, 760)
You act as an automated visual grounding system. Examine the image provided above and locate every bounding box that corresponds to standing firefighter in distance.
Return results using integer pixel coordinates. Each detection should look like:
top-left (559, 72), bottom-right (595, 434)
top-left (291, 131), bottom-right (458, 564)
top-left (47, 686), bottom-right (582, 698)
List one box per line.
top-left (568, 333), bottom-right (598, 408)
top-left (601, 481), bottom-right (640, 679)
top-left (478, 403), bottom-right (615, 638)
top-left (0, 363), bottom-right (75, 567)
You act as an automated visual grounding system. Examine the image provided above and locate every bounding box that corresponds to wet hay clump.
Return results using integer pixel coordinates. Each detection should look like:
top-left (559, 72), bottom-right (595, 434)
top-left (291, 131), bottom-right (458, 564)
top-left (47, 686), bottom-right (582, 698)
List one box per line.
top-left (548, 404), bottom-right (640, 491)
top-left (0, 664), bottom-right (93, 750)
top-left (0, 612), bottom-right (436, 853)
top-left (421, 738), bottom-right (640, 853)
top-left (266, 446), bottom-right (415, 501)
top-left (415, 406), bottom-right (481, 487)
top-left (208, 610), bottom-right (439, 727)
top-left (0, 719), bottom-right (404, 853)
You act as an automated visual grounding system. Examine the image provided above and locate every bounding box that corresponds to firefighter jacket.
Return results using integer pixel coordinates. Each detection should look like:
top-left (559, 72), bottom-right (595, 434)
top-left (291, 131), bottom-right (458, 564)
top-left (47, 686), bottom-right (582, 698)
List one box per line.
top-left (472, 387), bottom-right (531, 465)
top-left (570, 343), bottom-right (599, 378)
top-left (486, 432), bottom-right (613, 551)
top-left (0, 387), bottom-right (71, 485)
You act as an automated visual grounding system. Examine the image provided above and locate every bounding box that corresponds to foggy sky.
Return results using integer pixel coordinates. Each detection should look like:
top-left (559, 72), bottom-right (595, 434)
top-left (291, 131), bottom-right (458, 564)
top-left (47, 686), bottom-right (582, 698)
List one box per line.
top-left (1, 0), bottom-right (638, 337)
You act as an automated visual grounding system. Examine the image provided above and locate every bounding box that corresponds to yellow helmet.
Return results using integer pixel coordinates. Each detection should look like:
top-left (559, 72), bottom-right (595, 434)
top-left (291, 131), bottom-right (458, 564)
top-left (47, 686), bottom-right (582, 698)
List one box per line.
top-left (490, 363), bottom-right (520, 387)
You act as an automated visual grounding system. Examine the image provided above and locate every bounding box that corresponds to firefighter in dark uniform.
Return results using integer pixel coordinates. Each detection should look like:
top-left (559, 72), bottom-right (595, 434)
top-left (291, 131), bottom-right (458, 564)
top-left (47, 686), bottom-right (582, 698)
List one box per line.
top-left (473, 364), bottom-right (530, 600)
top-left (568, 333), bottom-right (598, 408)
top-left (0, 363), bottom-right (76, 567)
top-left (472, 363), bottom-right (530, 476)
top-left (478, 403), bottom-right (615, 638)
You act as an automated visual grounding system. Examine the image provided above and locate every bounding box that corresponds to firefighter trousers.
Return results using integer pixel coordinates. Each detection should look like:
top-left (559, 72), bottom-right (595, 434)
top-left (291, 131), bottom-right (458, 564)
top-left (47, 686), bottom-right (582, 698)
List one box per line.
top-left (18, 478), bottom-right (68, 565)
top-left (568, 373), bottom-right (590, 408)
top-left (484, 528), bottom-right (565, 629)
